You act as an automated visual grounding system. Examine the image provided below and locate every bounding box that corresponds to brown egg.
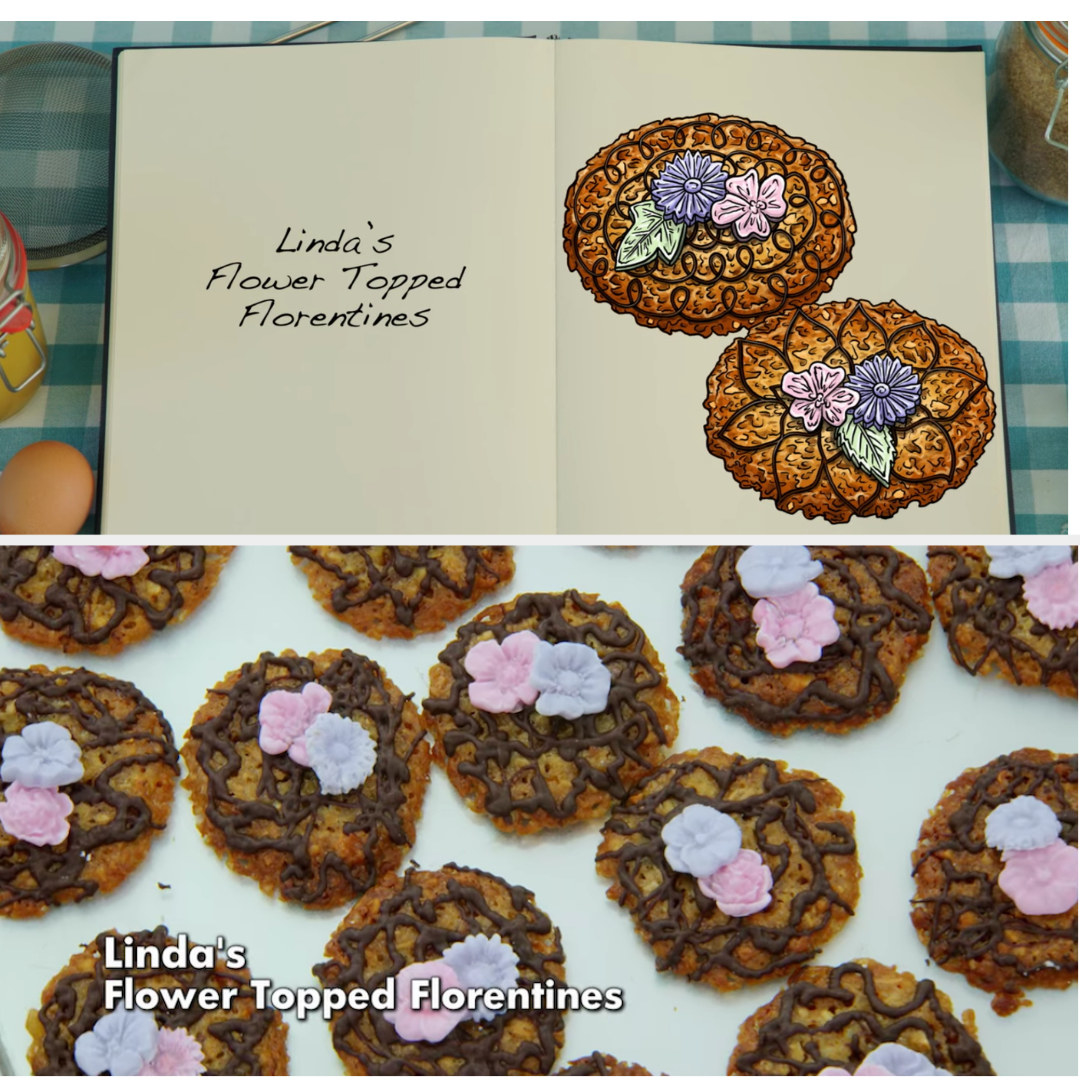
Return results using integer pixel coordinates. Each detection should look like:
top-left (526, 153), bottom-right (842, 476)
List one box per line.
top-left (0, 441), bottom-right (95, 534)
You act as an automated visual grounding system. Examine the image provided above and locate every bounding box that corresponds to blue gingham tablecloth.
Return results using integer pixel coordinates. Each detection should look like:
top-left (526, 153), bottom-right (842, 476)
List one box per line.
top-left (0, 20), bottom-right (1067, 534)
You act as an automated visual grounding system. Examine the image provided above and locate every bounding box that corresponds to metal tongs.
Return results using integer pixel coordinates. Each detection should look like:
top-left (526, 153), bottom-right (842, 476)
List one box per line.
top-left (267, 21), bottom-right (415, 45)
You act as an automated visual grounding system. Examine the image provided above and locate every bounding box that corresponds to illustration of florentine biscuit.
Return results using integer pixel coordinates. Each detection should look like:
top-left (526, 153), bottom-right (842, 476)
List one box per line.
top-left (564, 115), bottom-right (855, 336)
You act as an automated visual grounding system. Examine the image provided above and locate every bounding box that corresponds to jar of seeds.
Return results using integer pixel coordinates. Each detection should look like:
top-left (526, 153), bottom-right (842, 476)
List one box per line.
top-left (988, 21), bottom-right (1068, 205)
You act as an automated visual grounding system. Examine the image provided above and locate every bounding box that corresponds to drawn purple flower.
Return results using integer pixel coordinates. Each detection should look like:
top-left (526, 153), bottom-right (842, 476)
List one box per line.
top-left (651, 151), bottom-right (728, 225)
top-left (846, 355), bottom-right (920, 428)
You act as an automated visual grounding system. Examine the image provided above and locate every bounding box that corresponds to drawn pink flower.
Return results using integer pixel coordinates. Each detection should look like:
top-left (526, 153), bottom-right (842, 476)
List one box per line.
top-left (780, 363), bottom-right (861, 432)
top-left (698, 848), bottom-right (773, 916)
top-left (463, 631), bottom-right (540, 713)
top-left (710, 168), bottom-right (787, 240)
top-left (383, 960), bottom-right (468, 1043)
top-left (753, 584), bottom-right (841, 668)
top-left (0, 782), bottom-right (74, 846)
top-left (139, 1027), bottom-right (206, 1076)
top-left (1023, 560), bottom-right (1078, 630)
top-left (998, 838), bottom-right (1079, 916)
top-left (257, 682), bottom-right (332, 766)
top-left (52, 545), bottom-right (149, 580)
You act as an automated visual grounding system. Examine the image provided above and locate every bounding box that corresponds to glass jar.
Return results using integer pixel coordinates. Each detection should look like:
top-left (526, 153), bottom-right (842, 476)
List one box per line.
top-left (0, 211), bottom-right (48, 421)
top-left (988, 21), bottom-right (1068, 205)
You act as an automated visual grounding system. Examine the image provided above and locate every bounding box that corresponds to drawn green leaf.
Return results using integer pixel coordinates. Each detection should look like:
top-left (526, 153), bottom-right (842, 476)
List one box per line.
top-left (614, 200), bottom-right (686, 270)
top-left (835, 417), bottom-right (895, 486)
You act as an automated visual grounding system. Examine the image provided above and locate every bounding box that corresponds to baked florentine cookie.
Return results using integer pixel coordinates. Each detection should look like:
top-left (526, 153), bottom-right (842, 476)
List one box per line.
top-left (182, 649), bottom-right (430, 908)
top-left (597, 748), bottom-right (859, 992)
top-left (928, 546), bottom-right (1078, 699)
top-left (564, 115), bottom-right (855, 337)
top-left (26, 926), bottom-right (289, 1075)
top-left (911, 749), bottom-right (1078, 1017)
top-left (558, 1053), bottom-right (652, 1075)
top-left (727, 958), bottom-right (994, 1075)
top-left (0, 545), bottom-right (234, 655)
top-left (679, 546), bottom-right (932, 736)
top-left (314, 864), bottom-right (566, 1075)
top-left (704, 300), bottom-right (995, 522)
top-left (288, 545), bottom-right (514, 640)
top-left (0, 666), bottom-right (177, 918)
top-left (423, 590), bottom-right (679, 833)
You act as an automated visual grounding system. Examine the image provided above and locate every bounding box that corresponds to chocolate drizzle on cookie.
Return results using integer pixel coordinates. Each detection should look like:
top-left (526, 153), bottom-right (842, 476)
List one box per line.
top-left (314, 865), bottom-right (566, 1075)
top-left (929, 546), bottom-right (1078, 692)
top-left (288, 546), bottom-right (508, 630)
top-left (423, 591), bottom-right (672, 823)
top-left (730, 961), bottom-right (994, 1075)
top-left (0, 546), bottom-right (212, 647)
top-left (32, 927), bottom-right (281, 1075)
top-left (565, 116), bottom-right (854, 334)
top-left (680, 546), bottom-right (931, 730)
top-left (598, 753), bottom-right (857, 984)
top-left (912, 752), bottom-right (1078, 981)
top-left (187, 650), bottom-right (426, 906)
top-left (0, 667), bottom-right (178, 915)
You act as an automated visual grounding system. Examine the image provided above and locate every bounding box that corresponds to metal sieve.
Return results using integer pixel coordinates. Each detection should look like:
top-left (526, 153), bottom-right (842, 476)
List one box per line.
top-left (0, 42), bottom-right (113, 269)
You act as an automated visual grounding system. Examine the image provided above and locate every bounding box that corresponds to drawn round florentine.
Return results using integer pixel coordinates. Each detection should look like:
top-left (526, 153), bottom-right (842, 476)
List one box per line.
top-left (704, 299), bottom-right (995, 523)
top-left (564, 114), bottom-right (856, 337)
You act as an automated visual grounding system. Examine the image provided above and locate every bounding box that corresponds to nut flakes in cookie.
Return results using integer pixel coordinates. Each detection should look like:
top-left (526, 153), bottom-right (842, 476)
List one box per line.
top-left (928, 545), bottom-right (1077, 699)
top-left (314, 864), bottom-right (566, 1075)
top-left (289, 545), bottom-right (514, 640)
top-left (596, 748), bottom-right (860, 993)
top-left (910, 748), bottom-right (1077, 1017)
top-left (0, 665), bottom-right (178, 918)
top-left (182, 648), bottom-right (430, 909)
top-left (423, 590), bottom-right (679, 833)
top-left (679, 545), bottom-right (932, 736)
top-left (0, 544), bottom-right (234, 655)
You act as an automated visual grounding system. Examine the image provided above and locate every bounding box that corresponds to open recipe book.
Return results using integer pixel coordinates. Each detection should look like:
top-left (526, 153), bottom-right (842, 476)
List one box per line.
top-left (101, 38), bottom-right (1008, 532)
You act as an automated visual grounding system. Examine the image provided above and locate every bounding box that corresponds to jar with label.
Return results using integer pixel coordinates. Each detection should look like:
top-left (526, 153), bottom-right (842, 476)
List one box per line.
top-left (988, 21), bottom-right (1068, 205)
top-left (0, 211), bottom-right (48, 422)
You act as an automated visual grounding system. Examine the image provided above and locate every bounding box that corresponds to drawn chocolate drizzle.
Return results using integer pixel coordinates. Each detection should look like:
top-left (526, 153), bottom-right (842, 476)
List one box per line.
top-left (0, 667), bottom-right (177, 913)
top-left (187, 650), bottom-right (426, 905)
top-left (32, 926), bottom-right (281, 1075)
top-left (288, 546), bottom-right (508, 629)
top-left (912, 751), bottom-right (1078, 978)
top-left (423, 591), bottom-right (672, 823)
top-left (679, 546), bottom-right (931, 729)
top-left (0, 545), bottom-right (211, 646)
top-left (567, 117), bottom-right (854, 326)
top-left (313, 865), bottom-right (566, 1074)
top-left (928, 547), bottom-right (1078, 691)
top-left (598, 753), bottom-right (857, 983)
top-left (730, 961), bottom-right (994, 1075)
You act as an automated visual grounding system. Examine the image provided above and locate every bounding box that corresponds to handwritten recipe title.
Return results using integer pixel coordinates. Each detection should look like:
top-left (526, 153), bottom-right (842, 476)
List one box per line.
top-left (204, 225), bottom-right (466, 329)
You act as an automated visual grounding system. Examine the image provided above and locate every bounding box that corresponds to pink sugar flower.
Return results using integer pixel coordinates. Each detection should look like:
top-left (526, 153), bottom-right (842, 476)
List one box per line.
top-left (710, 168), bottom-right (787, 240)
top-left (139, 1027), bottom-right (206, 1076)
top-left (781, 363), bottom-right (861, 432)
top-left (257, 682), bottom-right (332, 766)
top-left (1023, 560), bottom-right (1078, 630)
top-left (698, 848), bottom-right (773, 917)
top-left (753, 584), bottom-right (841, 668)
top-left (52, 545), bottom-right (149, 580)
top-left (463, 631), bottom-right (540, 713)
top-left (998, 838), bottom-right (1078, 916)
top-left (0, 782), bottom-right (74, 845)
top-left (383, 960), bottom-right (468, 1043)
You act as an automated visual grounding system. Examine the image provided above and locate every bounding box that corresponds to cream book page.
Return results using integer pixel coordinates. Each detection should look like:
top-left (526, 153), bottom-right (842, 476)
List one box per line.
top-left (555, 41), bottom-right (1008, 533)
top-left (103, 39), bottom-right (556, 533)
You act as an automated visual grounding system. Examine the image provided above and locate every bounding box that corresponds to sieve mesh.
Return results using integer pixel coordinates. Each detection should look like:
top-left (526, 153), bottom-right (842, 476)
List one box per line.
top-left (0, 43), bottom-right (112, 267)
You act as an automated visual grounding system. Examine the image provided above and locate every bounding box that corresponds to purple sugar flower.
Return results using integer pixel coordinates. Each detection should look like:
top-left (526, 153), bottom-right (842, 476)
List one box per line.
top-left (650, 151), bottom-right (728, 225)
top-left (846, 354), bottom-right (920, 428)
